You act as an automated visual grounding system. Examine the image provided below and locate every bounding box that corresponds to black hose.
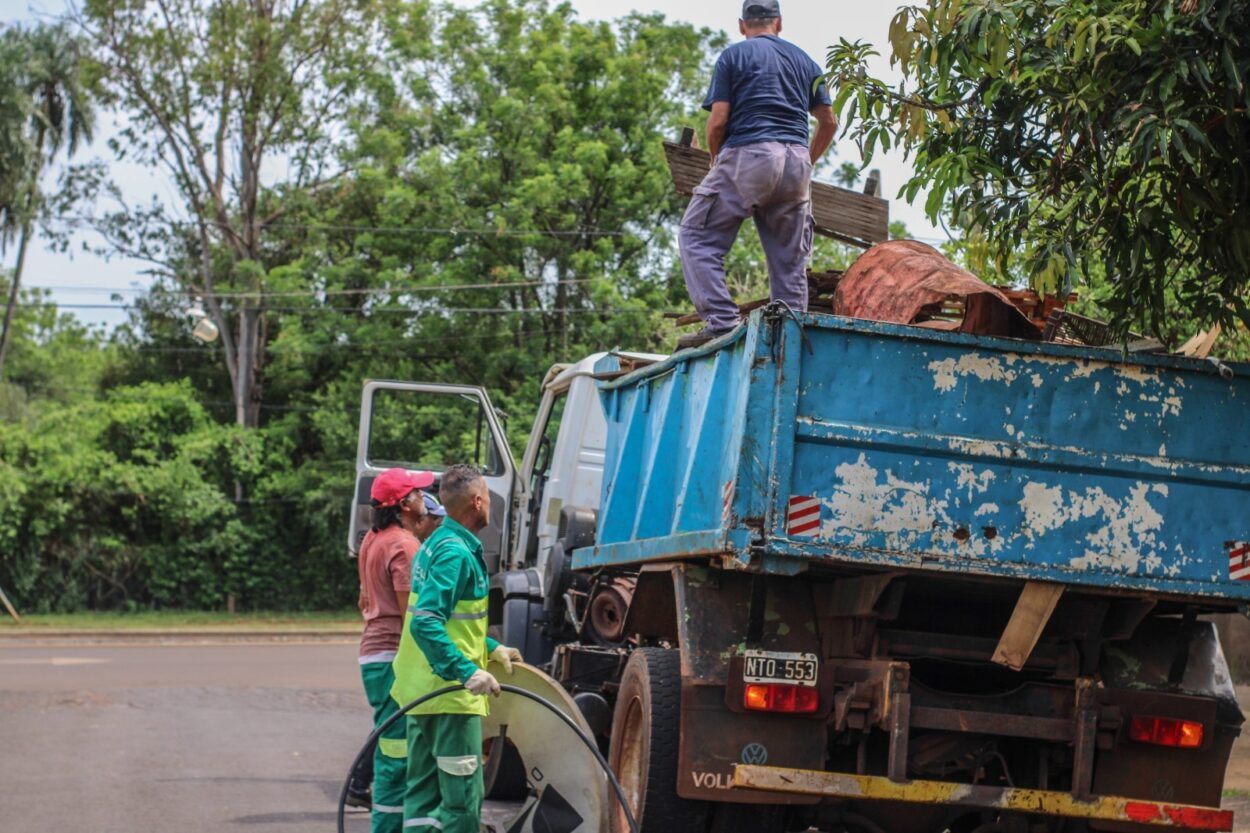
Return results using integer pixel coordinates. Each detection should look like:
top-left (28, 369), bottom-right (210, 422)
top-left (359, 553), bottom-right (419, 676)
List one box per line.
top-left (337, 683), bottom-right (640, 833)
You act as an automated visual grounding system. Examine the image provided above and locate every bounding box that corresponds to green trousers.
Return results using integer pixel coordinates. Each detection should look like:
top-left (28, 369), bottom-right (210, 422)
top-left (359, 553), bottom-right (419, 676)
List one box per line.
top-left (361, 662), bottom-right (407, 833)
top-left (403, 712), bottom-right (483, 833)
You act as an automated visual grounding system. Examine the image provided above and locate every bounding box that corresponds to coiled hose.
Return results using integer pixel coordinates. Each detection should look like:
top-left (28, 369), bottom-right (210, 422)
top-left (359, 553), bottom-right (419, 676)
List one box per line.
top-left (337, 683), bottom-right (640, 833)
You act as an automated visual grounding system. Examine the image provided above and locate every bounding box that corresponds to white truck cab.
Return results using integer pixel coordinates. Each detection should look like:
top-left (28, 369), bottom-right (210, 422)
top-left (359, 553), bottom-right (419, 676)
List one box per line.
top-left (349, 352), bottom-right (660, 591)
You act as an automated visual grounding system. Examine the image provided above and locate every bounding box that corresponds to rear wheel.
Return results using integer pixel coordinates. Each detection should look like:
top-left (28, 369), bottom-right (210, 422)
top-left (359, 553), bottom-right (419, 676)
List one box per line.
top-left (608, 648), bottom-right (707, 833)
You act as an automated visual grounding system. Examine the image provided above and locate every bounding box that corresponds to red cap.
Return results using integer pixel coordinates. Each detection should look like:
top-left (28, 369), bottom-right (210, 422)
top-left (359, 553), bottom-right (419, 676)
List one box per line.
top-left (370, 468), bottom-right (435, 507)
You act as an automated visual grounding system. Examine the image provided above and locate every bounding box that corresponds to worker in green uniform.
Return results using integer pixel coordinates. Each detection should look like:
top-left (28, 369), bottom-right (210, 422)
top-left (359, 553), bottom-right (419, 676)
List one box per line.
top-left (390, 464), bottom-right (523, 833)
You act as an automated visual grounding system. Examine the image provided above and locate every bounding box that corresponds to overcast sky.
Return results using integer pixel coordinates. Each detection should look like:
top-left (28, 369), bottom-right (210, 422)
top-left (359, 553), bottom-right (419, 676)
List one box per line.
top-left (0, 0), bottom-right (940, 329)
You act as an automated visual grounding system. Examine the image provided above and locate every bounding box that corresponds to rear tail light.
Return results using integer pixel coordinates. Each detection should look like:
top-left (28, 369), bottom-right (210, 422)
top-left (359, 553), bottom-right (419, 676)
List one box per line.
top-left (743, 683), bottom-right (819, 714)
top-left (1128, 715), bottom-right (1204, 749)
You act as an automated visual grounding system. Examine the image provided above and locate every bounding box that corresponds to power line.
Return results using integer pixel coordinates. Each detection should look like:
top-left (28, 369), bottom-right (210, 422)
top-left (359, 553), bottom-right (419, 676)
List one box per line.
top-left (23, 278), bottom-right (601, 298)
top-left (16, 302), bottom-right (630, 314)
top-left (54, 216), bottom-right (634, 238)
top-left (250, 221), bottom-right (632, 237)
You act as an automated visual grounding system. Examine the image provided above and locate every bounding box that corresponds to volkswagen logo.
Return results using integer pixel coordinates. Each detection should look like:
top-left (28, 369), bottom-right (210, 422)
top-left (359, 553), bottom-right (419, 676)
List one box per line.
top-left (740, 743), bottom-right (769, 765)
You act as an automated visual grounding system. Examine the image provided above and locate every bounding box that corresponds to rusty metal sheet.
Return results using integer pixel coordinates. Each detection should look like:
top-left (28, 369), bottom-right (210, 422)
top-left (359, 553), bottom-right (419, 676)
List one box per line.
top-left (908, 705), bottom-right (1075, 741)
top-left (620, 564), bottom-right (678, 641)
top-left (672, 565), bottom-right (820, 685)
top-left (731, 765), bottom-right (1234, 830)
top-left (834, 240), bottom-right (1041, 339)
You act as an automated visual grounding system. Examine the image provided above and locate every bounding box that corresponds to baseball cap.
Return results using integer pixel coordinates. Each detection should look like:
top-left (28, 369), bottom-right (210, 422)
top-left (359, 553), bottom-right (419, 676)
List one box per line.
top-left (422, 493), bottom-right (447, 517)
top-left (742, 0), bottom-right (780, 19)
top-left (370, 468), bottom-right (435, 507)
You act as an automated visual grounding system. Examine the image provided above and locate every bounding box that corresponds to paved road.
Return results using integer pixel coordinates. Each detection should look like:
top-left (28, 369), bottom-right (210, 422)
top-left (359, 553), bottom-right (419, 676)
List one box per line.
top-left (0, 640), bottom-right (375, 833)
top-left (5, 640), bottom-right (1250, 832)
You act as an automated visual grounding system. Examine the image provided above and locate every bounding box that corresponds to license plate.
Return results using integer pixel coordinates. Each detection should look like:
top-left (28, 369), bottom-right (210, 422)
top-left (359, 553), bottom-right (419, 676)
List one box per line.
top-left (742, 650), bottom-right (818, 687)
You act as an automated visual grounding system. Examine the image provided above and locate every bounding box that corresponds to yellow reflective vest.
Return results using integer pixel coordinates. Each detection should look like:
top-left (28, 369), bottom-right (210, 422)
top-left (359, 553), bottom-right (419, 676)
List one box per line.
top-left (391, 517), bottom-right (498, 716)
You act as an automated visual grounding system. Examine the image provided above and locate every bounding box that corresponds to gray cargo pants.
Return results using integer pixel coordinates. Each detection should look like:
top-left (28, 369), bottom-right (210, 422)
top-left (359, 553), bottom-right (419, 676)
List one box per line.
top-left (678, 141), bottom-right (814, 332)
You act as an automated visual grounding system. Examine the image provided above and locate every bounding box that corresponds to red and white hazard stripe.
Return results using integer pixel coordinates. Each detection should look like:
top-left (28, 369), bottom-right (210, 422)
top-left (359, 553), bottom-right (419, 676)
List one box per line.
top-left (722, 480), bottom-right (734, 528)
top-left (787, 496), bottom-right (821, 536)
top-left (1229, 542), bottom-right (1250, 581)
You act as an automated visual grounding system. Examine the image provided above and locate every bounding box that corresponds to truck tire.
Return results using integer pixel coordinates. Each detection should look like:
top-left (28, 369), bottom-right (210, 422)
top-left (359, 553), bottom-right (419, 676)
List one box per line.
top-left (608, 648), bottom-right (707, 833)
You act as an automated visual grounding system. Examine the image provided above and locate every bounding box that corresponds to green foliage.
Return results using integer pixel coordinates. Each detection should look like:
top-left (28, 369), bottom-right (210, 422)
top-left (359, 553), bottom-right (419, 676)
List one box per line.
top-left (0, 22), bottom-right (96, 243)
top-left (77, 0), bottom-right (385, 425)
top-left (2, 0), bottom-right (727, 612)
top-left (0, 35), bottom-right (36, 240)
top-left (827, 0), bottom-right (1250, 341)
top-left (0, 276), bottom-right (122, 420)
top-left (0, 22), bottom-right (97, 380)
top-left (0, 376), bottom-right (359, 611)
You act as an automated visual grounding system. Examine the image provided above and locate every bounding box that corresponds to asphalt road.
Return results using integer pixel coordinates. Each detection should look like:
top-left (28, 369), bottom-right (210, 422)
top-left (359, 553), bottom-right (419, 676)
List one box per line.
top-left (0, 640), bottom-right (375, 833)
top-left (5, 639), bottom-right (1250, 832)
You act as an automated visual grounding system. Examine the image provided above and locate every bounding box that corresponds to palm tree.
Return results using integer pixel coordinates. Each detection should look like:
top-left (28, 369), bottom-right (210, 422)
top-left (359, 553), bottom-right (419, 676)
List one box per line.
top-left (0, 35), bottom-right (35, 245)
top-left (0, 23), bottom-right (96, 379)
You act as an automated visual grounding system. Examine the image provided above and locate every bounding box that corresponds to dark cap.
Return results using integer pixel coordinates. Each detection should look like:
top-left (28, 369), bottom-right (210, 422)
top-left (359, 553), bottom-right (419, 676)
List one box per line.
top-left (742, 0), bottom-right (780, 19)
top-left (421, 493), bottom-right (447, 517)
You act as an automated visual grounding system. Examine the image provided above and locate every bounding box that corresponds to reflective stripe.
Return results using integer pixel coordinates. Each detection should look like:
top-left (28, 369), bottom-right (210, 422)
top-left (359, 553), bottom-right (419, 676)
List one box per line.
top-left (403, 818), bottom-right (444, 829)
top-left (372, 804), bottom-right (403, 814)
top-left (435, 754), bottom-right (479, 776)
top-left (379, 737), bottom-right (407, 758)
top-left (359, 651), bottom-right (397, 665)
top-left (449, 610), bottom-right (487, 621)
top-left (412, 608), bottom-right (444, 620)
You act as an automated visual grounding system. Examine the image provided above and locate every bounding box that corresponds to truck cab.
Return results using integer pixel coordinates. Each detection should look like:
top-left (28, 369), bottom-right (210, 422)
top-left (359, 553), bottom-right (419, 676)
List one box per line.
top-left (349, 351), bottom-right (659, 601)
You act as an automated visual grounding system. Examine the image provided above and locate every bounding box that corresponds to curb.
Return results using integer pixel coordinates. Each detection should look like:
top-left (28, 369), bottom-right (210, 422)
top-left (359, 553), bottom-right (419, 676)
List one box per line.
top-left (0, 629), bottom-right (359, 646)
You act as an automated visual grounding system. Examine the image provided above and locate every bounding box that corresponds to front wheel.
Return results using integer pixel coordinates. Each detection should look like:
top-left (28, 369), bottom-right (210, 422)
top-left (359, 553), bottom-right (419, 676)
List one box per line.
top-left (607, 648), bottom-right (708, 833)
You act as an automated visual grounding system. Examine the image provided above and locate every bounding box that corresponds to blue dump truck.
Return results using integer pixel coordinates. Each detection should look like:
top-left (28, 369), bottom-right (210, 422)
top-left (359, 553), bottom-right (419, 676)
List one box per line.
top-left (353, 301), bottom-right (1249, 833)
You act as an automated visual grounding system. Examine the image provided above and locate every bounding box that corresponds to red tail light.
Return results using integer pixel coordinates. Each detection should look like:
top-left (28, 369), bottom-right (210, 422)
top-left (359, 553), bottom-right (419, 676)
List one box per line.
top-left (1128, 715), bottom-right (1204, 749)
top-left (743, 683), bottom-right (819, 713)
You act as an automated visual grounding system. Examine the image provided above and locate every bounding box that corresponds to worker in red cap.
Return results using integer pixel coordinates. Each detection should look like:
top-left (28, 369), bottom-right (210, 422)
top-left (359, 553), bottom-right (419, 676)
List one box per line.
top-left (352, 468), bottom-right (437, 833)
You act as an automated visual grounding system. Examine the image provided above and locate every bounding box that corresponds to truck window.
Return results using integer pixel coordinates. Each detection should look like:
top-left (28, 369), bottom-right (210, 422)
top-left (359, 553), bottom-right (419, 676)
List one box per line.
top-left (532, 390), bottom-right (568, 489)
top-left (367, 387), bottom-right (505, 475)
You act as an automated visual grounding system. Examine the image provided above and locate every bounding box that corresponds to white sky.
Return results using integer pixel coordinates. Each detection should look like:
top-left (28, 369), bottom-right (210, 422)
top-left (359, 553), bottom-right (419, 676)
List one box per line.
top-left (0, 0), bottom-right (939, 329)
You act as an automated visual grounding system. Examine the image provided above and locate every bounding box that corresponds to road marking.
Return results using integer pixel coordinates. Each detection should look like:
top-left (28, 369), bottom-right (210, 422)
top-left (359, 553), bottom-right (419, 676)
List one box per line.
top-left (0, 657), bottom-right (111, 666)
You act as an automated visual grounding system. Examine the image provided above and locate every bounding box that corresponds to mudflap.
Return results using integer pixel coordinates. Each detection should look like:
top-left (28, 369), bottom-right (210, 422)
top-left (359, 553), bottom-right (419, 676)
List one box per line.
top-left (669, 564), bottom-right (824, 804)
top-left (679, 682), bottom-right (824, 803)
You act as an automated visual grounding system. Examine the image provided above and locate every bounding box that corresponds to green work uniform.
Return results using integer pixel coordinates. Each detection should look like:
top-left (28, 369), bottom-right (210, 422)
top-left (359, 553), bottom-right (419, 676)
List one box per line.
top-left (360, 659), bottom-right (407, 832)
top-left (391, 517), bottom-right (499, 833)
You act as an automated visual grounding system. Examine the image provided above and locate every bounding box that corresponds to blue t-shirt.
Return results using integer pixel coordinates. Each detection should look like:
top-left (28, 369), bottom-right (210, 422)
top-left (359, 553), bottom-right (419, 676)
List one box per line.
top-left (702, 35), bottom-right (832, 149)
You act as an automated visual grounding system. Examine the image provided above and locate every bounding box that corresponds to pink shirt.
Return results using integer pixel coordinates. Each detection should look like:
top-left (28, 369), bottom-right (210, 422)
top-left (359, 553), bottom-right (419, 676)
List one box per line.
top-left (357, 525), bottom-right (418, 662)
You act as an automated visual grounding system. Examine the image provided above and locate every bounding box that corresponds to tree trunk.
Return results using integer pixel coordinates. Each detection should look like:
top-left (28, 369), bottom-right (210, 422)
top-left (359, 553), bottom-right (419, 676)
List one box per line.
top-left (0, 138), bottom-right (44, 381)
top-left (234, 305), bottom-right (259, 428)
top-left (0, 219), bottom-right (34, 380)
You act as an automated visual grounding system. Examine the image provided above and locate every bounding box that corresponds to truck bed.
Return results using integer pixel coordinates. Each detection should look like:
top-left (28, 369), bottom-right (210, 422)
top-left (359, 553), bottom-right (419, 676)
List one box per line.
top-left (573, 309), bottom-right (1250, 605)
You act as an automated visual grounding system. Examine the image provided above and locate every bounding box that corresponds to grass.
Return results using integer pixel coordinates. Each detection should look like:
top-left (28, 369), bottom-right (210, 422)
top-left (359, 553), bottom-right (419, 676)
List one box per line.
top-left (0, 610), bottom-right (360, 632)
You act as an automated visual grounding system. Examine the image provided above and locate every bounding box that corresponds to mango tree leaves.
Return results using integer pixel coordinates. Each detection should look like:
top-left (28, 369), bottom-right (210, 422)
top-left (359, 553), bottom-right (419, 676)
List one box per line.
top-left (827, 0), bottom-right (1250, 341)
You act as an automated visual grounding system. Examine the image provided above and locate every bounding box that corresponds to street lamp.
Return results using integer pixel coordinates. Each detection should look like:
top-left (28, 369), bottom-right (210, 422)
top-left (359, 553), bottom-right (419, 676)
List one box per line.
top-left (187, 301), bottom-right (219, 343)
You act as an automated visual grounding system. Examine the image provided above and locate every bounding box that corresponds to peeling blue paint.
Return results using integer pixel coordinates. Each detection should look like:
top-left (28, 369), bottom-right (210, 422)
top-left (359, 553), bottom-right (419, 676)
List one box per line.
top-left (576, 312), bottom-right (1250, 601)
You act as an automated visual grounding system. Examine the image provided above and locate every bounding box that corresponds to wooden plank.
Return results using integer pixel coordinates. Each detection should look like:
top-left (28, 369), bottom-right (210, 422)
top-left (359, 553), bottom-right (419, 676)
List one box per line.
top-left (992, 581), bottom-right (1065, 671)
top-left (664, 142), bottom-right (890, 247)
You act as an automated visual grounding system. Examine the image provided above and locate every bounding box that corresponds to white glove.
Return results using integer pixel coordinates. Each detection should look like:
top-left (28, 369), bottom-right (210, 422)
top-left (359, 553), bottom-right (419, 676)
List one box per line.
top-left (490, 645), bottom-right (523, 675)
top-left (465, 668), bottom-right (501, 697)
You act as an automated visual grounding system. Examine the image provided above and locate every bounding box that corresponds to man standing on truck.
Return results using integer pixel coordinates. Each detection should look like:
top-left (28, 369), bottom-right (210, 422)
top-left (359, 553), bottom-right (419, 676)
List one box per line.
top-left (676, 0), bottom-right (838, 349)
top-left (390, 464), bottom-right (523, 833)
top-left (353, 467), bottom-right (438, 831)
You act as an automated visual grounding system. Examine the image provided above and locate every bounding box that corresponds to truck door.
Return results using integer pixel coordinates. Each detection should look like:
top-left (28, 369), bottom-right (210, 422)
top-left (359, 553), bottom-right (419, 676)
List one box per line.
top-left (350, 381), bottom-right (517, 574)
